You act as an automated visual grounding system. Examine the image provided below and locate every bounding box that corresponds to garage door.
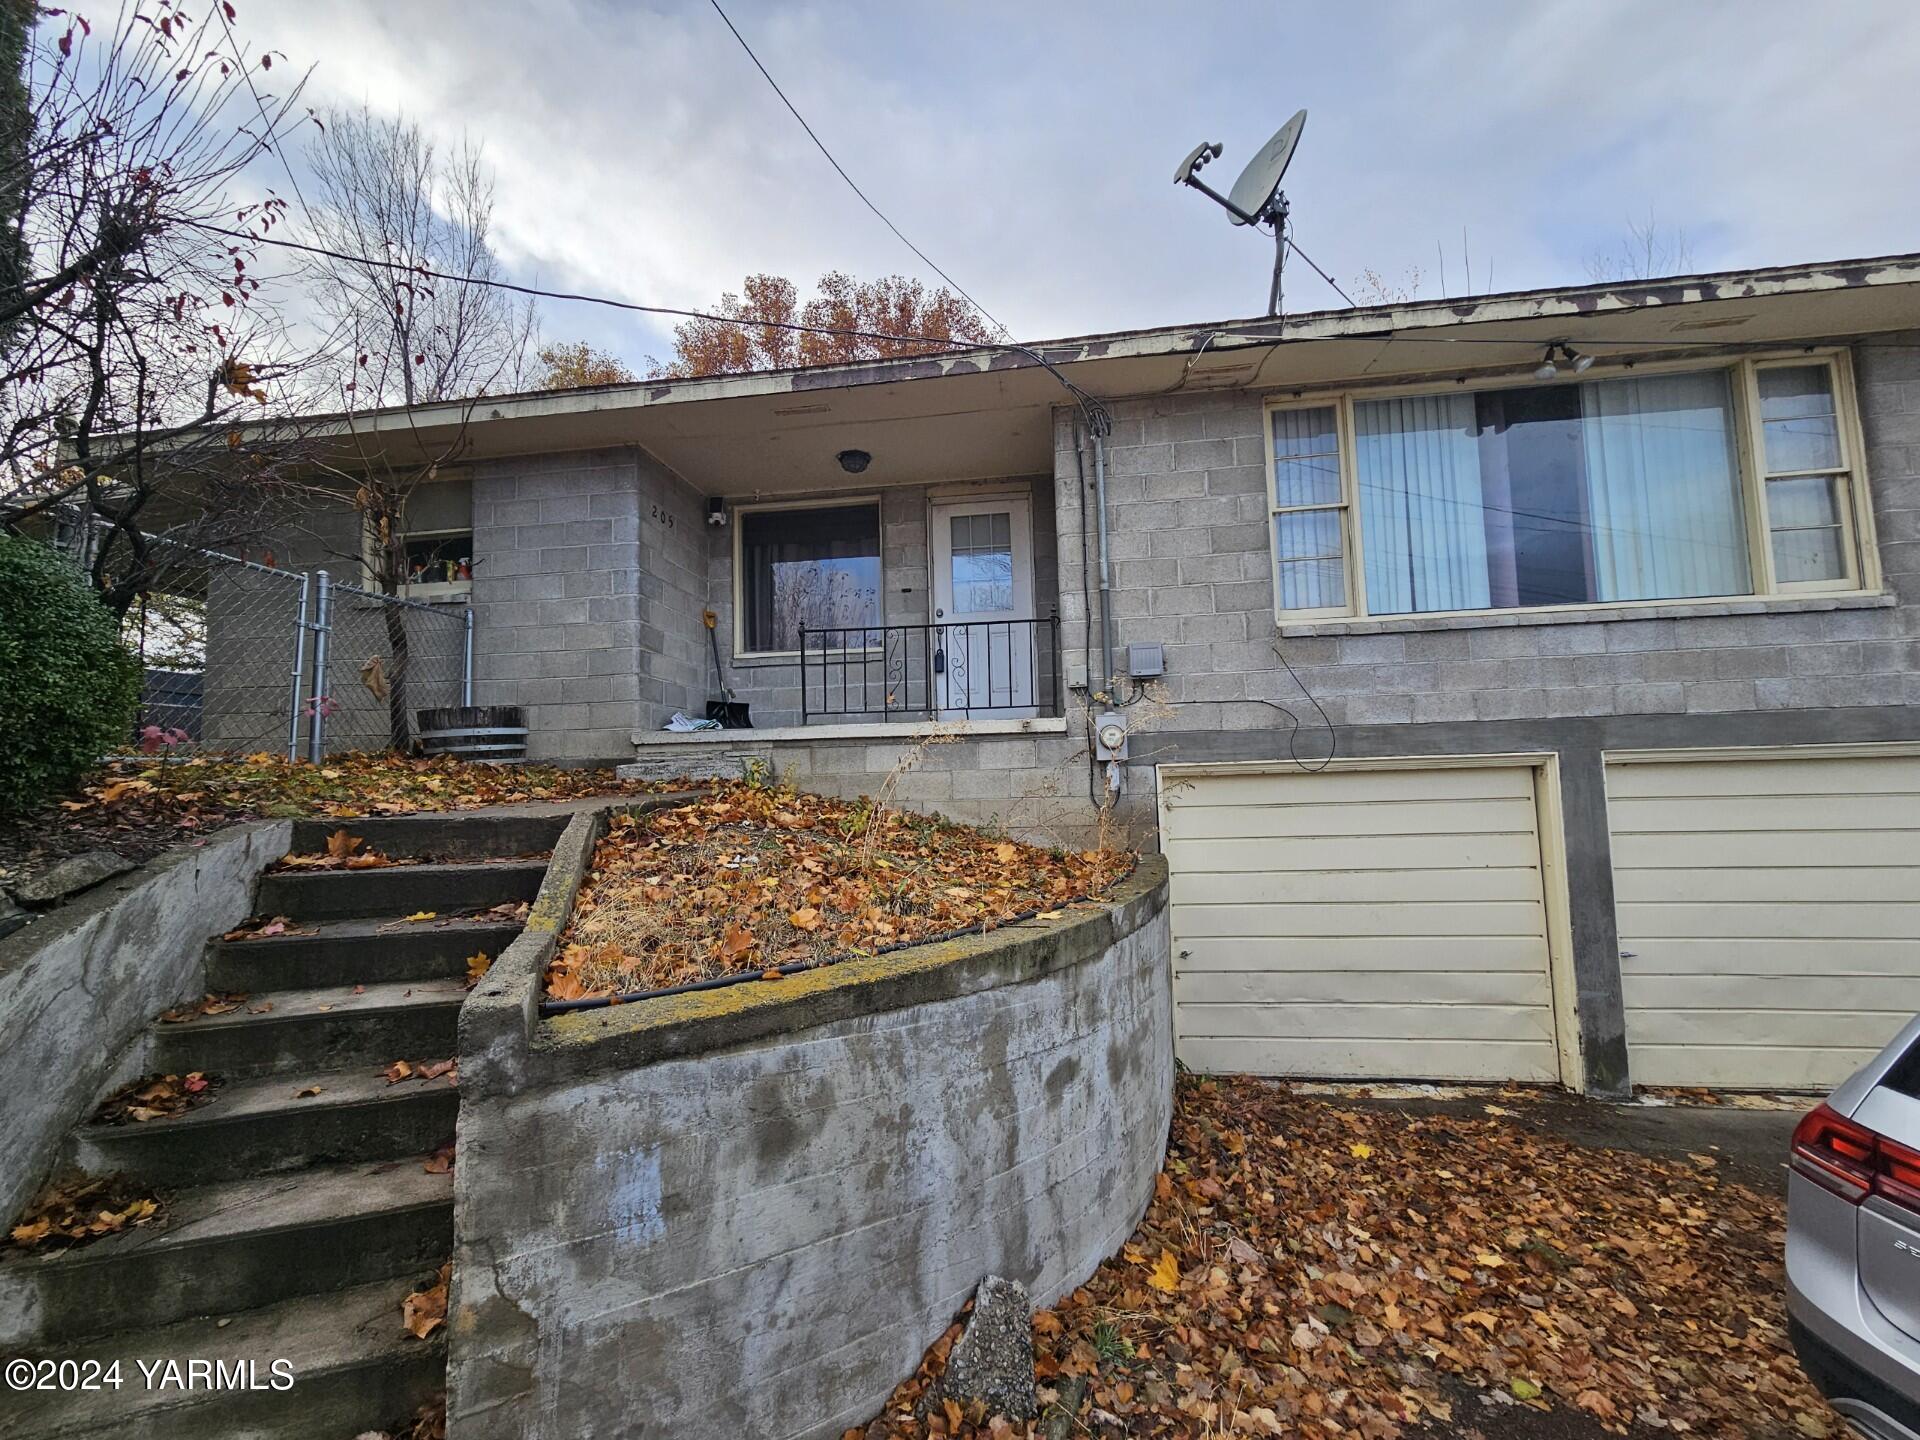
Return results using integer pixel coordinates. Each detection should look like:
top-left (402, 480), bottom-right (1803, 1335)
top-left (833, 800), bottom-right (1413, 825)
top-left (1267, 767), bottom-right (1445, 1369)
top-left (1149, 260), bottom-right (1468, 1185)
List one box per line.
top-left (1607, 751), bottom-right (1920, 1091)
top-left (1161, 764), bottom-right (1564, 1083)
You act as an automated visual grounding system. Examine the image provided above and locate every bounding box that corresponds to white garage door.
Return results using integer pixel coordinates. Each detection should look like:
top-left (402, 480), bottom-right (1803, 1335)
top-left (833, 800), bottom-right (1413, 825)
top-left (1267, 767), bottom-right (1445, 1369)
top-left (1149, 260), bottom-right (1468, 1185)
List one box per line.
top-left (1608, 751), bottom-right (1920, 1091)
top-left (1161, 764), bottom-right (1564, 1083)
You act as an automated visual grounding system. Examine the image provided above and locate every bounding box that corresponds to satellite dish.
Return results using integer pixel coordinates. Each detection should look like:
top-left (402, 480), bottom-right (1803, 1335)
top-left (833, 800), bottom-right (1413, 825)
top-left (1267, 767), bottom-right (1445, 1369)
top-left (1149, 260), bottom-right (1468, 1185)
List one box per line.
top-left (1226, 110), bottom-right (1306, 227)
top-left (1173, 108), bottom-right (1313, 316)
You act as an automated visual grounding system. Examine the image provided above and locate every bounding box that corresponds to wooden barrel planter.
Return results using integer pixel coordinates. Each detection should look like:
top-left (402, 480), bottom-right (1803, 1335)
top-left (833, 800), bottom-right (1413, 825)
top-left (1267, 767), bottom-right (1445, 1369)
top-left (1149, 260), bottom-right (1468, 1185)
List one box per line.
top-left (417, 705), bottom-right (529, 762)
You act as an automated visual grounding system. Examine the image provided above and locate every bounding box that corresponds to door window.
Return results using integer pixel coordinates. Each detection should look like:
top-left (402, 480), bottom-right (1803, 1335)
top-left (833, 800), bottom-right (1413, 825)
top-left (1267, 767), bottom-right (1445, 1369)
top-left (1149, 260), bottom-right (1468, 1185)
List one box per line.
top-left (949, 511), bottom-right (1014, 614)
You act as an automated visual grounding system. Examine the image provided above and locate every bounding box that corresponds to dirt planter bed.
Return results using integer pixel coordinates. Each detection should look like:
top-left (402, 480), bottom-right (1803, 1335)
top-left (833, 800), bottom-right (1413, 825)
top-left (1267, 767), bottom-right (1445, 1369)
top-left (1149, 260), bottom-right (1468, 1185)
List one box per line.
top-left (450, 798), bottom-right (1173, 1440)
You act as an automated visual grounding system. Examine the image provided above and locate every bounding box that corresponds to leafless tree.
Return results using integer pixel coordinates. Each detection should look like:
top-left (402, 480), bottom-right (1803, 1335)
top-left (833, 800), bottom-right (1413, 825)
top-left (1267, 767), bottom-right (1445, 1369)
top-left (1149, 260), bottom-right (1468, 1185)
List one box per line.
top-left (1348, 266), bottom-right (1424, 306)
top-left (0, 1), bottom-right (326, 615)
top-left (1586, 211), bottom-right (1696, 284)
top-left (296, 108), bottom-right (537, 747)
top-left (304, 107), bottom-right (533, 408)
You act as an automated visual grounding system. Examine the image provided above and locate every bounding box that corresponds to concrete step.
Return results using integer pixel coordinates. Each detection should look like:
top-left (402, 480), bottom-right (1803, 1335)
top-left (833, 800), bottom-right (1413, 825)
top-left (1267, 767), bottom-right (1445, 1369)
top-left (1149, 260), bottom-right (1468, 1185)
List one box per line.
top-left (146, 979), bottom-right (466, 1080)
top-left (0, 1158), bottom-right (452, 1348)
top-left (289, 810), bottom-right (568, 860)
top-left (0, 1277), bottom-right (445, 1440)
top-left (73, 1065), bottom-right (459, 1187)
top-left (253, 859), bottom-right (546, 921)
top-left (208, 914), bottom-right (522, 991)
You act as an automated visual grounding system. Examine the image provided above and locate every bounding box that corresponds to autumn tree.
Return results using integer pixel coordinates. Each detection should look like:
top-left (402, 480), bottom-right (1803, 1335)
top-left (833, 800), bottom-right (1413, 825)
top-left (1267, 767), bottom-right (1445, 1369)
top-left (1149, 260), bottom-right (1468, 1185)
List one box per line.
top-left (535, 339), bottom-right (634, 389)
top-left (0, 1), bottom-right (321, 616)
top-left (650, 271), bottom-right (995, 378)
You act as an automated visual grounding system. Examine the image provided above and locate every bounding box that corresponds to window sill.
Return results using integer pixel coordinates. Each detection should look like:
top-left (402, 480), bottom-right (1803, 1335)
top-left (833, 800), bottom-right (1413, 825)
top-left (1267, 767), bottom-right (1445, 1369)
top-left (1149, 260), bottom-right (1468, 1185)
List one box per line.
top-left (731, 648), bottom-right (883, 669)
top-left (1276, 590), bottom-right (1896, 638)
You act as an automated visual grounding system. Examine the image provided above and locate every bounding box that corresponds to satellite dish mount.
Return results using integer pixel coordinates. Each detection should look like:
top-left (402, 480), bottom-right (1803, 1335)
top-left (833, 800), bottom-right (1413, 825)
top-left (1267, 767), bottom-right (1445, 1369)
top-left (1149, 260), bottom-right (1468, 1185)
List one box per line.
top-left (1174, 109), bottom-right (1306, 317)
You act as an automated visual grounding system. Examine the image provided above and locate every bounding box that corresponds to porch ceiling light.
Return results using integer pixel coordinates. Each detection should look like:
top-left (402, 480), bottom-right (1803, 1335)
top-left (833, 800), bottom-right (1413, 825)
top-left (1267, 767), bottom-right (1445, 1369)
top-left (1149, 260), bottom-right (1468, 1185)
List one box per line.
top-left (837, 449), bottom-right (871, 474)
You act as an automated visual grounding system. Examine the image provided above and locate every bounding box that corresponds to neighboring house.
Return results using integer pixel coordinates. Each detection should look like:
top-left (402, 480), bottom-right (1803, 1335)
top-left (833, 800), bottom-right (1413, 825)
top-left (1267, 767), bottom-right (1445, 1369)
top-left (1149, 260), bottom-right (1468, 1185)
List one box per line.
top-left (225, 252), bottom-right (1920, 1099)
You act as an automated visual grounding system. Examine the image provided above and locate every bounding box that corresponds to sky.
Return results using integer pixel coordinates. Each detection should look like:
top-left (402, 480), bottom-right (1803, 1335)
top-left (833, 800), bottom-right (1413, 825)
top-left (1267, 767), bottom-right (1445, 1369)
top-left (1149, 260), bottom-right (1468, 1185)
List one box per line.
top-left (242, 0), bottom-right (1920, 375)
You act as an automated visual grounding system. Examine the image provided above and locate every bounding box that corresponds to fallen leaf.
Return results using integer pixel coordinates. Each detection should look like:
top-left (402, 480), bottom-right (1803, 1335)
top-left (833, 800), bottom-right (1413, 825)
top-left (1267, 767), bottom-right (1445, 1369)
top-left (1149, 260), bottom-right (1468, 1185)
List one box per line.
top-left (1349, 1142), bottom-right (1374, 1160)
top-left (403, 911), bottom-right (436, 923)
top-left (1147, 1248), bottom-right (1180, 1294)
top-left (294, 1085), bottom-right (323, 1098)
top-left (325, 828), bottom-right (364, 859)
top-left (423, 1143), bottom-right (455, 1174)
top-left (401, 1263), bottom-right (449, 1340)
top-left (383, 1060), bottom-right (414, 1084)
top-left (788, 907), bottom-right (822, 931)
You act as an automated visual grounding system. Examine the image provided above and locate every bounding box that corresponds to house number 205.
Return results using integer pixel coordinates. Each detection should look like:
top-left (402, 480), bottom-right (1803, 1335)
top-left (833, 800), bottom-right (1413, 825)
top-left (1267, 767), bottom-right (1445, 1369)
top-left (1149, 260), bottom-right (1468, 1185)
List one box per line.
top-left (649, 505), bottom-right (675, 530)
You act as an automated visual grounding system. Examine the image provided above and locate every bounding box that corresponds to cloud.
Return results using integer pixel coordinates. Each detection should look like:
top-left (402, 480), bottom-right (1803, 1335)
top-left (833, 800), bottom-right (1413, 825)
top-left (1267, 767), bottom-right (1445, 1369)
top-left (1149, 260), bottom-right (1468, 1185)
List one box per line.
top-left (242, 0), bottom-right (1920, 371)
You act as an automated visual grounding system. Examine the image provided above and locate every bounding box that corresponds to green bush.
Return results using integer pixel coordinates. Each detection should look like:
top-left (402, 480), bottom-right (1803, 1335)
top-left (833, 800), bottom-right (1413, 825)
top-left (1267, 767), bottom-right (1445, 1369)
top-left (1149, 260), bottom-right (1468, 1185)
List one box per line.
top-left (0, 535), bottom-right (141, 816)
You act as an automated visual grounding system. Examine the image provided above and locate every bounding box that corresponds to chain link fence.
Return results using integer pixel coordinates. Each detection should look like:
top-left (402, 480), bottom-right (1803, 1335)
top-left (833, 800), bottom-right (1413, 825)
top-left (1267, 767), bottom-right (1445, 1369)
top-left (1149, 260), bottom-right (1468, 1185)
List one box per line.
top-left (118, 544), bottom-right (471, 759)
top-left (318, 580), bottom-right (471, 755)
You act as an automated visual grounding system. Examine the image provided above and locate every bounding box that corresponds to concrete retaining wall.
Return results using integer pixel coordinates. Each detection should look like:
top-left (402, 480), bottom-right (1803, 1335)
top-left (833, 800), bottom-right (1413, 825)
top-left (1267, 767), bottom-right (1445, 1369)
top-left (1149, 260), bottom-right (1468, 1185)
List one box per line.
top-left (449, 804), bottom-right (1171, 1440)
top-left (0, 821), bottom-right (290, 1222)
top-left (620, 717), bottom-right (1152, 851)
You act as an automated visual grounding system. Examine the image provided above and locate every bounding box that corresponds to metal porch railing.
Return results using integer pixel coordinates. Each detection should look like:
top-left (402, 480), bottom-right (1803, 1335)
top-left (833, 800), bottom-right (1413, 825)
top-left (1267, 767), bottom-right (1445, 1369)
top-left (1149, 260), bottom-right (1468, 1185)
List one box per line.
top-left (797, 617), bottom-right (1061, 722)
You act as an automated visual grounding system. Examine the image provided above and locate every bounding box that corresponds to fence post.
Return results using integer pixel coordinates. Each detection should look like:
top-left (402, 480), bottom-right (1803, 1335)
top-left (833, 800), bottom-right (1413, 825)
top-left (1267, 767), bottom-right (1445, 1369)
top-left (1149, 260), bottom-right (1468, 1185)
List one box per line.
top-left (462, 605), bottom-right (474, 707)
top-left (306, 570), bottom-right (332, 763)
top-left (286, 572), bottom-right (311, 761)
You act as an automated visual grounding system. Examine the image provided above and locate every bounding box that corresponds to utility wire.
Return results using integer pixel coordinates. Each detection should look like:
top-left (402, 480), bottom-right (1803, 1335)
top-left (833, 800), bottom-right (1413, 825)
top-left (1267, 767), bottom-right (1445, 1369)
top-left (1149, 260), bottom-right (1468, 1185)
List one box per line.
top-left (185, 217), bottom-right (1920, 382)
top-left (704, 0), bottom-right (1009, 340)
top-left (181, 218), bottom-right (1108, 421)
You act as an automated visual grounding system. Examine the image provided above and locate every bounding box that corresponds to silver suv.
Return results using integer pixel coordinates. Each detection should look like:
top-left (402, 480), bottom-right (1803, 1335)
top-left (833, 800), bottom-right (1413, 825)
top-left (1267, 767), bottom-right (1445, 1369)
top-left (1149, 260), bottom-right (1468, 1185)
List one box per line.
top-left (1788, 1014), bottom-right (1920, 1440)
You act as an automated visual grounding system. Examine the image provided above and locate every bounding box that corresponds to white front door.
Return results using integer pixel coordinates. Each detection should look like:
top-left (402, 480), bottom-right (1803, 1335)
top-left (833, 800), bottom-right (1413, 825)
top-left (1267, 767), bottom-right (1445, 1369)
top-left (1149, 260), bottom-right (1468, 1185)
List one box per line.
top-left (930, 496), bottom-right (1035, 718)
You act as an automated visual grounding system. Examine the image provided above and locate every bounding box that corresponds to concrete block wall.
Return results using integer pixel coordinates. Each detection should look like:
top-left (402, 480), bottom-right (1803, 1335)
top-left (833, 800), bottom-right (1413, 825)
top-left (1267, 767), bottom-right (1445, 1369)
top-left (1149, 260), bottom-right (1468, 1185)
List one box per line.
top-left (470, 448), bottom-right (648, 762)
top-left (622, 718), bottom-right (1144, 851)
top-left (448, 866), bottom-right (1172, 1440)
top-left (633, 457), bottom-right (708, 727)
top-left (1051, 332), bottom-right (1920, 745)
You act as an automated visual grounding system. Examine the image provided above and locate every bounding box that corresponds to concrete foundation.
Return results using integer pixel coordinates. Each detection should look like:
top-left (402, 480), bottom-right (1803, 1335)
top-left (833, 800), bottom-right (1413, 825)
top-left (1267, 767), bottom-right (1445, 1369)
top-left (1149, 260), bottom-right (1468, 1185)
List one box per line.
top-left (448, 806), bottom-right (1171, 1440)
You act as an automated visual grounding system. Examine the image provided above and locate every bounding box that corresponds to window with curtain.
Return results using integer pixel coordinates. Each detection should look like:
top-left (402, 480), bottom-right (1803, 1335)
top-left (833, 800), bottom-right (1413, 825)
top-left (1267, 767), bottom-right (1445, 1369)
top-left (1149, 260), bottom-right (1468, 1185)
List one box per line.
top-left (1269, 405), bottom-right (1348, 612)
top-left (738, 503), bottom-right (881, 652)
top-left (1297, 367), bottom-right (1757, 617)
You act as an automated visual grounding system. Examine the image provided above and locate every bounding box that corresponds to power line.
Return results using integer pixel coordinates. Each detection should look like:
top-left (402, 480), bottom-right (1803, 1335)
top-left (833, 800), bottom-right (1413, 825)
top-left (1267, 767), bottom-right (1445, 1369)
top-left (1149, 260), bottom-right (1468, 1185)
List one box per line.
top-left (704, 0), bottom-right (1009, 340)
top-left (186, 216), bottom-right (1919, 388)
top-left (181, 218), bottom-right (1109, 422)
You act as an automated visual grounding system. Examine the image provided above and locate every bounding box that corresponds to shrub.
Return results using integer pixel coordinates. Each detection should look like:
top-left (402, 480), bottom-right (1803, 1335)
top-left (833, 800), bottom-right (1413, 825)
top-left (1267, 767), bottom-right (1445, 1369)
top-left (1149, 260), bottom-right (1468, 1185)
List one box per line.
top-left (0, 535), bottom-right (141, 816)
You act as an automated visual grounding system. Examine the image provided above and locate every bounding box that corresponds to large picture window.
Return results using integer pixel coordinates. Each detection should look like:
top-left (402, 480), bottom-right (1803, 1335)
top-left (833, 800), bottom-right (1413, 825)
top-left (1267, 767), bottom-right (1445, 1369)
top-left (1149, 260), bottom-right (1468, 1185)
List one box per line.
top-left (738, 501), bottom-right (881, 653)
top-left (1267, 355), bottom-right (1869, 621)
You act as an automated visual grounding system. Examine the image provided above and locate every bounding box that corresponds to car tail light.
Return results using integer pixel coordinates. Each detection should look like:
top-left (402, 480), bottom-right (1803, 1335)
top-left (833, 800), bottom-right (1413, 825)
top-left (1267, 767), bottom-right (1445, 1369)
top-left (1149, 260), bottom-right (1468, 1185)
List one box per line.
top-left (1792, 1102), bottom-right (1920, 1216)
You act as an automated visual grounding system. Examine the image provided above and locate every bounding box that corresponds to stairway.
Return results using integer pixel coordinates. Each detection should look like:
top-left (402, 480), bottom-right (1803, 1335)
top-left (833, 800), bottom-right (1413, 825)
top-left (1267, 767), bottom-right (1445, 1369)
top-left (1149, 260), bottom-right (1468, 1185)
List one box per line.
top-left (0, 813), bottom-right (563, 1440)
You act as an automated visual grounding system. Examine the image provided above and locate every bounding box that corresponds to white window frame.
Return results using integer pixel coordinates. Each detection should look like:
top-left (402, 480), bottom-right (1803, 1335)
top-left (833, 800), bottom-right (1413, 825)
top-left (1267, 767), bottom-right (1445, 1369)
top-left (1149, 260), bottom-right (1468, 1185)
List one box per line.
top-left (366, 524), bottom-right (474, 600)
top-left (1263, 348), bottom-right (1880, 624)
top-left (1742, 354), bottom-right (1866, 596)
top-left (1263, 398), bottom-right (1356, 620)
top-left (731, 494), bottom-right (884, 659)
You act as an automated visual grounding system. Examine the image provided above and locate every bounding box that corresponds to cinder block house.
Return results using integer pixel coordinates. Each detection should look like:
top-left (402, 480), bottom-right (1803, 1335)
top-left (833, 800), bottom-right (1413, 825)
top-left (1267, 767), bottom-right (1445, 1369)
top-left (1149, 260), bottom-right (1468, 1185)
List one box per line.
top-left (265, 253), bottom-right (1920, 1097)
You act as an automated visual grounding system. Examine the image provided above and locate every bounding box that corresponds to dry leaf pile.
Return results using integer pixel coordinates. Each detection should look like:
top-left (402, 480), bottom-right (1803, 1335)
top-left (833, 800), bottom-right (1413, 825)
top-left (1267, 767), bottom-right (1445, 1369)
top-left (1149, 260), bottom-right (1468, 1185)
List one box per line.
top-left (93, 1070), bottom-right (217, 1125)
top-left (854, 1079), bottom-right (1825, 1440)
top-left (1, 752), bottom-right (676, 898)
top-left (547, 788), bottom-right (1130, 1000)
top-left (8, 1177), bottom-right (162, 1252)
